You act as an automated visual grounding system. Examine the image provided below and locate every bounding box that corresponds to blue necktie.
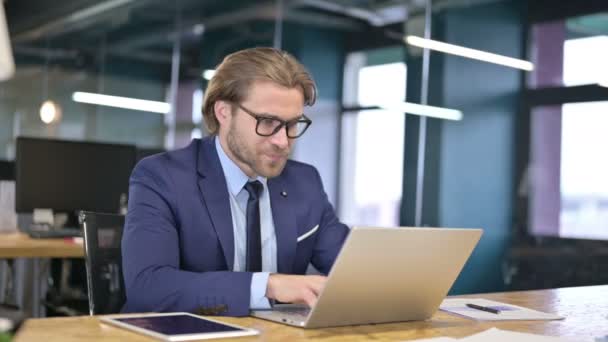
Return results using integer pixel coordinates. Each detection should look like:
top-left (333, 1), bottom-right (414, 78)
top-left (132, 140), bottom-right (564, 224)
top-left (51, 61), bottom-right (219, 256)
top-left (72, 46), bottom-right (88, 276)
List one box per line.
top-left (244, 181), bottom-right (263, 272)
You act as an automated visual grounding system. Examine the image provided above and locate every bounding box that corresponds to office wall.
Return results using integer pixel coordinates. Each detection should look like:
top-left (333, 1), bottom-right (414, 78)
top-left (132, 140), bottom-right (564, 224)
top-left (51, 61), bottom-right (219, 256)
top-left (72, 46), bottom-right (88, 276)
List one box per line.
top-left (0, 68), bottom-right (94, 156)
top-left (287, 26), bottom-right (344, 206)
top-left (0, 61), bottom-right (167, 159)
top-left (0, 103), bottom-right (15, 159)
top-left (83, 75), bottom-right (165, 147)
top-left (402, 0), bottom-right (523, 294)
top-left (401, 34), bottom-right (445, 229)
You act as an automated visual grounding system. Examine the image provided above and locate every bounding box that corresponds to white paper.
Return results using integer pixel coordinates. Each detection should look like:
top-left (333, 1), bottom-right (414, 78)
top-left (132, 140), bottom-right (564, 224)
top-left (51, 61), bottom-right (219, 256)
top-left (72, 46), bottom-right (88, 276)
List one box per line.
top-left (406, 328), bottom-right (577, 342)
top-left (405, 338), bottom-right (457, 342)
top-left (439, 298), bottom-right (563, 321)
top-left (462, 328), bottom-right (576, 342)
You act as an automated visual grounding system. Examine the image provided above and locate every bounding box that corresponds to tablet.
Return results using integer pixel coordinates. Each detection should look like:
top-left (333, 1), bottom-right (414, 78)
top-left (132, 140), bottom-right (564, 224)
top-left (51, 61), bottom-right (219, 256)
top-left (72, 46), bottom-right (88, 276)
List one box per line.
top-left (99, 312), bottom-right (259, 341)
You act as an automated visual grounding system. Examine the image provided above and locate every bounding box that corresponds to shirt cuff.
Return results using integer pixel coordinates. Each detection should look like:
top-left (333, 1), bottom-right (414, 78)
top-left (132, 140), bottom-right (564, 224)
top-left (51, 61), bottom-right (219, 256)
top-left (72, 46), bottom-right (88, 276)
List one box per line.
top-left (250, 272), bottom-right (272, 309)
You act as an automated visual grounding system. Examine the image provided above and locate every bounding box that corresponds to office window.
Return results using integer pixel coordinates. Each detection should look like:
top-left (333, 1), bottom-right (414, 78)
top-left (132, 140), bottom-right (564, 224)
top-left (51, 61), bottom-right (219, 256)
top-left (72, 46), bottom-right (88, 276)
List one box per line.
top-left (530, 101), bottom-right (608, 240)
top-left (529, 12), bottom-right (608, 88)
top-left (340, 54), bottom-right (406, 227)
top-left (527, 12), bottom-right (608, 241)
top-left (191, 88), bottom-right (204, 140)
top-left (562, 36), bottom-right (608, 87)
top-left (561, 102), bottom-right (608, 239)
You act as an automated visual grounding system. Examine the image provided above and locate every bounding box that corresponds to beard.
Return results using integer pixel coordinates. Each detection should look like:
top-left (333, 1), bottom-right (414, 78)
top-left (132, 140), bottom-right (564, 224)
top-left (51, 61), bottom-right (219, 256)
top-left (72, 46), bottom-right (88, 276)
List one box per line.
top-left (226, 121), bottom-right (289, 178)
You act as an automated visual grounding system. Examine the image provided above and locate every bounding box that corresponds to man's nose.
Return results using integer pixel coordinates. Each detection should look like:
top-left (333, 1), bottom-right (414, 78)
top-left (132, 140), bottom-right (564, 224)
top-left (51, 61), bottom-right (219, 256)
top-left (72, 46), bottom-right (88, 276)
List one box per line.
top-left (269, 125), bottom-right (289, 149)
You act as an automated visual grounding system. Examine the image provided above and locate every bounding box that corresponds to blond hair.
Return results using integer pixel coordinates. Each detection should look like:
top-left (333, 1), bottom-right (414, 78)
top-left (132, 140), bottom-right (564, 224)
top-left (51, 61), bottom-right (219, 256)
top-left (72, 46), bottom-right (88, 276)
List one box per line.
top-left (202, 47), bottom-right (317, 135)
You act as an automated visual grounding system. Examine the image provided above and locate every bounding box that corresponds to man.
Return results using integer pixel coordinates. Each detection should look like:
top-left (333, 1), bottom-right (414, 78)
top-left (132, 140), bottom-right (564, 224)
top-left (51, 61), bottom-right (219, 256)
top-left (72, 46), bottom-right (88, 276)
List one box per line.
top-left (122, 47), bottom-right (350, 317)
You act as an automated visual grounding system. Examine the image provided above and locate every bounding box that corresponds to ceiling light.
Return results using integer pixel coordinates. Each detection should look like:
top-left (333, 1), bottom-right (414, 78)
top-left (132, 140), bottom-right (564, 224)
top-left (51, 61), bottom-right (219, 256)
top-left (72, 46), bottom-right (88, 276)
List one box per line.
top-left (202, 69), bottom-right (216, 81)
top-left (72, 92), bottom-right (170, 114)
top-left (405, 35), bottom-right (534, 71)
top-left (192, 24), bottom-right (205, 35)
top-left (39, 100), bottom-right (62, 124)
top-left (379, 101), bottom-right (463, 121)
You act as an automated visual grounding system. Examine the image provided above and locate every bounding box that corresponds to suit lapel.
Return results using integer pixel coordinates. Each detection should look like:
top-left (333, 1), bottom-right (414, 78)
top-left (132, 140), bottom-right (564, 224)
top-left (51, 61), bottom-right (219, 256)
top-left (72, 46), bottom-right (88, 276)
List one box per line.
top-left (196, 137), bottom-right (235, 270)
top-left (268, 177), bottom-right (297, 274)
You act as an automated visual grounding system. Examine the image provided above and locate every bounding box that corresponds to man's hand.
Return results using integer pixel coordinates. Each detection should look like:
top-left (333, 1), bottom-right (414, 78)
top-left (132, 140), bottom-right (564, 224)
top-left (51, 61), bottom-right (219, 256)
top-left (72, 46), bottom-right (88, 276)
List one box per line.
top-left (265, 274), bottom-right (327, 307)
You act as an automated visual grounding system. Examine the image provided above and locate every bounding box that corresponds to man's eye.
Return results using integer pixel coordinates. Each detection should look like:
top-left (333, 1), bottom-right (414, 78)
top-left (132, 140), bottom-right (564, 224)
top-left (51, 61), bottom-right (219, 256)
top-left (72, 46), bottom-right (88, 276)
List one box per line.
top-left (260, 118), bottom-right (279, 128)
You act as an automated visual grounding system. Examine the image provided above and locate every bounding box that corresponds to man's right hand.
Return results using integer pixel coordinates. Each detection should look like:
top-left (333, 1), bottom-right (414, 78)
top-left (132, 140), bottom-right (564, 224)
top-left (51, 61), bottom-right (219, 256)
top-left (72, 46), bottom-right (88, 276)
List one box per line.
top-left (265, 274), bottom-right (327, 308)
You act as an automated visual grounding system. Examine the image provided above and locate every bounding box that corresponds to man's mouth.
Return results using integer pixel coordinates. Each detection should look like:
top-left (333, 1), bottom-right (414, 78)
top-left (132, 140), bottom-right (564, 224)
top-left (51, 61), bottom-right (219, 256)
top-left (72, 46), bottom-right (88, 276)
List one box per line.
top-left (264, 151), bottom-right (288, 162)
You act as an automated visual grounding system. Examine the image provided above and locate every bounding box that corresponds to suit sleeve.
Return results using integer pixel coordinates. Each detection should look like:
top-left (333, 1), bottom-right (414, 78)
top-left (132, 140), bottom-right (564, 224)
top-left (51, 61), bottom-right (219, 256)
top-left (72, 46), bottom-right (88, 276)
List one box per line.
top-left (309, 168), bottom-right (350, 274)
top-left (122, 159), bottom-right (252, 316)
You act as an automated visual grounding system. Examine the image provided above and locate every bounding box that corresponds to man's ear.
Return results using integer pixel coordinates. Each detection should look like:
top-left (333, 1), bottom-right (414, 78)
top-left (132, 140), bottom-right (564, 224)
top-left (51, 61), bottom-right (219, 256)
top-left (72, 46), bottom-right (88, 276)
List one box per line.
top-left (214, 100), bottom-right (232, 126)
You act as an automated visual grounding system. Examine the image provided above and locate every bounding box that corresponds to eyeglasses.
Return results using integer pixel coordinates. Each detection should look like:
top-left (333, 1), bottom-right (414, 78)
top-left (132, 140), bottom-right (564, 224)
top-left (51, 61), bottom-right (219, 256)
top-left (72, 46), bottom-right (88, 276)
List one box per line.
top-left (236, 103), bottom-right (312, 139)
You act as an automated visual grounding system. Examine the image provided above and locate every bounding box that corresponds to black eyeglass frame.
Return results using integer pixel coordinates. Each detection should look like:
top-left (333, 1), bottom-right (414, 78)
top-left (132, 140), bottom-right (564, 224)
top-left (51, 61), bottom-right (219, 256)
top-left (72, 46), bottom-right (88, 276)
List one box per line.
top-left (236, 103), bottom-right (312, 139)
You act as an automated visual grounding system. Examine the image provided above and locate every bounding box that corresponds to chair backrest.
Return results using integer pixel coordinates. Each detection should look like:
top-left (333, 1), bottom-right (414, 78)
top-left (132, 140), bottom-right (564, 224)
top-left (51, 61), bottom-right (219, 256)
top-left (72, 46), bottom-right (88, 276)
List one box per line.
top-left (79, 211), bottom-right (126, 315)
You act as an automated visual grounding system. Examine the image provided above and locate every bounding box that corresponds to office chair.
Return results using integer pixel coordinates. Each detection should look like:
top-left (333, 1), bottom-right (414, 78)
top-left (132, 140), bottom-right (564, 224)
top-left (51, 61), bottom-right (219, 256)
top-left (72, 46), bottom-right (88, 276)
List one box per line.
top-left (78, 211), bottom-right (126, 315)
top-left (0, 160), bottom-right (14, 180)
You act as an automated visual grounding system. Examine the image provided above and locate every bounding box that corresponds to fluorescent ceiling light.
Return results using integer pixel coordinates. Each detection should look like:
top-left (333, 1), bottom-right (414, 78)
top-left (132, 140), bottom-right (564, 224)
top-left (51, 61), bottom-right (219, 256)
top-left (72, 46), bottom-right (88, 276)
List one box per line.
top-left (202, 69), bottom-right (216, 80)
top-left (380, 101), bottom-right (463, 121)
top-left (72, 92), bottom-right (170, 114)
top-left (405, 35), bottom-right (534, 71)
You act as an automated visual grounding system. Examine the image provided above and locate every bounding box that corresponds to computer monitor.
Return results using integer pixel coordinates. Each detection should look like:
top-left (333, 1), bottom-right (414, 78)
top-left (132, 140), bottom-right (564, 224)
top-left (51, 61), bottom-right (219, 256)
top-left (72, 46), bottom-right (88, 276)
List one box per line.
top-left (15, 137), bottom-right (136, 216)
top-left (136, 147), bottom-right (165, 163)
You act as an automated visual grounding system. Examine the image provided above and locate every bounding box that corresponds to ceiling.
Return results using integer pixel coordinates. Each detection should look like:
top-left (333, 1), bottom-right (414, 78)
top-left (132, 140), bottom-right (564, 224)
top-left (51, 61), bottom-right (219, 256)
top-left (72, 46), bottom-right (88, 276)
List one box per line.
top-left (5, 0), bottom-right (407, 72)
top-left (5, 0), bottom-right (509, 77)
top-left (7, 0), bottom-right (607, 76)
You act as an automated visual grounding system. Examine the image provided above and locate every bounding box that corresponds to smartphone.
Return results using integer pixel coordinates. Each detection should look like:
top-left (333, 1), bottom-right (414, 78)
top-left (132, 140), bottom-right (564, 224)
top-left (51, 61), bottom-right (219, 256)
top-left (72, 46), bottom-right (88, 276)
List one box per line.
top-left (99, 312), bottom-right (259, 341)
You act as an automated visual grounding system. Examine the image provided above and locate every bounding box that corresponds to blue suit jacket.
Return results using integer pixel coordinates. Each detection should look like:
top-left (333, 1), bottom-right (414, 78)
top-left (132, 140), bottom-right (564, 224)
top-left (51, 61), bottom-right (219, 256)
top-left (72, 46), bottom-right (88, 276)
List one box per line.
top-left (121, 137), bottom-right (349, 316)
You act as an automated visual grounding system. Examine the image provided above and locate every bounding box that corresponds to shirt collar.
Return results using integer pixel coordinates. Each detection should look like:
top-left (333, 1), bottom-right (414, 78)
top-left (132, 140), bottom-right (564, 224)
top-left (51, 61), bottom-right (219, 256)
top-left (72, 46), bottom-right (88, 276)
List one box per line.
top-left (215, 136), bottom-right (267, 196)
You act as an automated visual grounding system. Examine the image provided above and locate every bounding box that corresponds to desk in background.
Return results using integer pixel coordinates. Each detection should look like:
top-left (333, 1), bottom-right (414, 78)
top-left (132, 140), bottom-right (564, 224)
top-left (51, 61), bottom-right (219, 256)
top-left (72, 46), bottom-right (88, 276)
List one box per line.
top-left (0, 232), bottom-right (83, 258)
top-left (0, 232), bottom-right (84, 317)
top-left (14, 285), bottom-right (608, 341)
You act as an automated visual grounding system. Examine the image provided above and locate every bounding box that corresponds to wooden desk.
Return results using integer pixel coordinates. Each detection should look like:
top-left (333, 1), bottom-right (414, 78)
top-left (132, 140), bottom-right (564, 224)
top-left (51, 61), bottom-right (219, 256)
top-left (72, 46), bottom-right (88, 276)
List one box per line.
top-left (0, 232), bottom-right (84, 258)
top-left (14, 285), bottom-right (608, 341)
top-left (0, 232), bottom-right (84, 317)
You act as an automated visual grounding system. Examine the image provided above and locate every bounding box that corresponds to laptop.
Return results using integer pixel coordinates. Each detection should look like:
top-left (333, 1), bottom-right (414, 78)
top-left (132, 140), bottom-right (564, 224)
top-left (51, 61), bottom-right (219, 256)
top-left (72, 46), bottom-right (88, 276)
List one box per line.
top-left (251, 227), bottom-right (482, 328)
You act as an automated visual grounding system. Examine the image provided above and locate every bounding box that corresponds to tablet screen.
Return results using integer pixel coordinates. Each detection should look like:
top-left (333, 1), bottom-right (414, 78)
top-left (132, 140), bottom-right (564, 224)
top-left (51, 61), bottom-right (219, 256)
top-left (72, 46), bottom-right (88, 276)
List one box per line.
top-left (114, 315), bottom-right (243, 335)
